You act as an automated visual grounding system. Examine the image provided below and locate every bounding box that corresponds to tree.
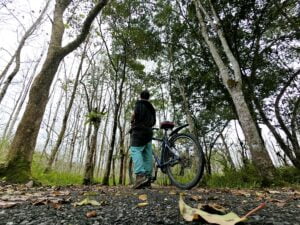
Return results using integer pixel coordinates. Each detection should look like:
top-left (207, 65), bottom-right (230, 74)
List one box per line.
top-left (0, 0), bottom-right (109, 183)
top-left (192, 0), bottom-right (275, 183)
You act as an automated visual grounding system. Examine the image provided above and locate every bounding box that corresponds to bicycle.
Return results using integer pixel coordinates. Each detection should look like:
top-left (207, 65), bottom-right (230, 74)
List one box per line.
top-left (129, 121), bottom-right (205, 190)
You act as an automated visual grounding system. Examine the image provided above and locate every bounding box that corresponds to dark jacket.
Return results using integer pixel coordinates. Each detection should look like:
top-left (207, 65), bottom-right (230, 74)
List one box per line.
top-left (130, 99), bottom-right (156, 146)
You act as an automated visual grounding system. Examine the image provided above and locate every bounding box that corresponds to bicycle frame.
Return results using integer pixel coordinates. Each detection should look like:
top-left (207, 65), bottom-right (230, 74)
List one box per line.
top-left (151, 124), bottom-right (189, 181)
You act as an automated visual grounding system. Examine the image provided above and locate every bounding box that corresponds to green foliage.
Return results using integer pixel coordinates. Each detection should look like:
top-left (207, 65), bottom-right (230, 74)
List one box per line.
top-left (276, 167), bottom-right (300, 185)
top-left (85, 110), bottom-right (106, 125)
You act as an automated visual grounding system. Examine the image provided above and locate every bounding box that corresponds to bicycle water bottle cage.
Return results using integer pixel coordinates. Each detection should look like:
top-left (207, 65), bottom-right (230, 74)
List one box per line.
top-left (160, 121), bottom-right (175, 130)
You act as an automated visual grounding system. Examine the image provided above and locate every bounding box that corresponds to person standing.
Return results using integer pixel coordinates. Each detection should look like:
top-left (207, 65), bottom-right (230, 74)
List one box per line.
top-left (130, 90), bottom-right (156, 189)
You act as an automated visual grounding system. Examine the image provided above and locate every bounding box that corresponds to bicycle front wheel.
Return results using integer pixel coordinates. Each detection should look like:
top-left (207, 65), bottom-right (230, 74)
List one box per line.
top-left (165, 133), bottom-right (205, 189)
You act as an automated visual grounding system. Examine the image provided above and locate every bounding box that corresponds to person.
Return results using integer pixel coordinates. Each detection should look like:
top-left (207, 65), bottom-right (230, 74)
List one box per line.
top-left (130, 90), bottom-right (156, 189)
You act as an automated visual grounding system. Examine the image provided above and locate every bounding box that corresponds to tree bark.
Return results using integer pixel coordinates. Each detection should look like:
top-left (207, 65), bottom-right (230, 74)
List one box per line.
top-left (0, 0), bottom-right (109, 183)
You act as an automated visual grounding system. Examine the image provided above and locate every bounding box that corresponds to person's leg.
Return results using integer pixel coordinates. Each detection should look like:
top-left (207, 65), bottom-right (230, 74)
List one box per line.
top-left (130, 145), bottom-right (146, 175)
top-left (142, 141), bottom-right (153, 177)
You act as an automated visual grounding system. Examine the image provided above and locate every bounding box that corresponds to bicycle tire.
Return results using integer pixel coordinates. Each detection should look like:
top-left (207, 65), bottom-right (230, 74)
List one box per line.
top-left (165, 133), bottom-right (205, 189)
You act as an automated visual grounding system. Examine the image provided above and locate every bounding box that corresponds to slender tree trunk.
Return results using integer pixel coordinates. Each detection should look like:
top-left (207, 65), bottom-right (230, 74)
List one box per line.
top-left (3, 58), bottom-right (37, 138)
top-left (41, 95), bottom-right (62, 157)
top-left (44, 44), bottom-right (87, 173)
top-left (69, 107), bottom-right (82, 171)
top-left (83, 122), bottom-right (100, 184)
top-left (175, 78), bottom-right (197, 136)
top-left (96, 101), bottom-right (110, 177)
top-left (112, 157), bottom-right (116, 186)
top-left (0, 0), bottom-right (109, 183)
top-left (102, 66), bottom-right (126, 185)
top-left (220, 133), bottom-right (235, 170)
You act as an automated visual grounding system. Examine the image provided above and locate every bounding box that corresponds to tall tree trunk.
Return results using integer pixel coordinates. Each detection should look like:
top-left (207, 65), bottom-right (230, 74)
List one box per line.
top-left (102, 62), bottom-right (126, 185)
top-left (0, 0), bottom-right (109, 183)
top-left (68, 107), bottom-right (82, 171)
top-left (193, 0), bottom-right (275, 184)
top-left (83, 122), bottom-right (100, 184)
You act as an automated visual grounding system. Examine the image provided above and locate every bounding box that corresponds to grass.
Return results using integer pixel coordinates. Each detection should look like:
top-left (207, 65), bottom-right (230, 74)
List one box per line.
top-left (31, 154), bottom-right (83, 186)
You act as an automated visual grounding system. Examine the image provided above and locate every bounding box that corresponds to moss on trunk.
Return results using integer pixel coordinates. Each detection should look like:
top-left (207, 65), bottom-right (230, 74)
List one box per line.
top-left (2, 158), bottom-right (31, 183)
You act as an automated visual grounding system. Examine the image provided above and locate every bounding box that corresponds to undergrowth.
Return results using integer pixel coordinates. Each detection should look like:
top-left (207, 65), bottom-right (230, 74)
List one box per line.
top-left (203, 165), bottom-right (300, 188)
top-left (31, 154), bottom-right (83, 186)
top-left (1, 138), bottom-right (299, 188)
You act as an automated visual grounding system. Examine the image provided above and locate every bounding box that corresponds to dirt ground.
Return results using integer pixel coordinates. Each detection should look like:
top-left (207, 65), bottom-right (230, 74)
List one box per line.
top-left (0, 182), bottom-right (299, 225)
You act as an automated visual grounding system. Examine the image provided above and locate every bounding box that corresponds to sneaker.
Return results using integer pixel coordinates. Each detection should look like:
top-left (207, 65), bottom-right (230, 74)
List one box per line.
top-left (133, 174), bottom-right (149, 189)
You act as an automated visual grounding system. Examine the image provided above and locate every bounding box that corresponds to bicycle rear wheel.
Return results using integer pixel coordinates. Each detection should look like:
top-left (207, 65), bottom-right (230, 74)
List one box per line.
top-left (165, 133), bottom-right (205, 189)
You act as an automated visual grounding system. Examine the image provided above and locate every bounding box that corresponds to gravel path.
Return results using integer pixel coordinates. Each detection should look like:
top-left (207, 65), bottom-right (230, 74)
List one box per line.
top-left (0, 183), bottom-right (299, 225)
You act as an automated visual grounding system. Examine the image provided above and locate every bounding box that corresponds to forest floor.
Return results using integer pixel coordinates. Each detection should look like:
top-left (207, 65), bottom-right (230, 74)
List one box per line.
top-left (0, 181), bottom-right (299, 225)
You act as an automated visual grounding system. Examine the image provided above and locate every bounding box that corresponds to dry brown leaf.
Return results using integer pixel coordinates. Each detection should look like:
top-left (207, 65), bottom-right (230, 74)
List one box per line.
top-left (231, 190), bottom-right (251, 197)
top-left (49, 202), bottom-right (62, 209)
top-left (0, 200), bottom-right (18, 209)
top-left (179, 194), bottom-right (266, 225)
top-left (267, 190), bottom-right (281, 194)
top-left (138, 194), bottom-right (147, 201)
top-left (86, 210), bottom-right (97, 218)
top-left (190, 195), bottom-right (202, 201)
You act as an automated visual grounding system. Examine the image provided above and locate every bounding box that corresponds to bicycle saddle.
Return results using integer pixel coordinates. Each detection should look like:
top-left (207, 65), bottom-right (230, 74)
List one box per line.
top-left (160, 121), bottom-right (175, 129)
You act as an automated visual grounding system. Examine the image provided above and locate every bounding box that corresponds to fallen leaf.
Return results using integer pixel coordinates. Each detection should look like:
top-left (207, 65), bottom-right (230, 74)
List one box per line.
top-left (49, 202), bottom-right (62, 209)
top-left (86, 210), bottom-right (97, 218)
top-left (138, 194), bottom-right (147, 201)
top-left (73, 198), bottom-right (101, 207)
top-left (179, 195), bottom-right (246, 225)
top-left (137, 202), bottom-right (149, 207)
top-left (25, 181), bottom-right (34, 188)
top-left (197, 203), bottom-right (227, 214)
top-left (190, 195), bottom-right (202, 201)
top-left (270, 199), bottom-right (287, 207)
top-left (0, 200), bottom-right (18, 209)
top-left (267, 190), bottom-right (281, 194)
top-left (83, 191), bottom-right (98, 196)
top-left (232, 190), bottom-right (251, 197)
top-left (179, 195), bottom-right (266, 225)
top-left (51, 191), bottom-right (71, 196)
top-left (169, 190), bottom-right (177, 195)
